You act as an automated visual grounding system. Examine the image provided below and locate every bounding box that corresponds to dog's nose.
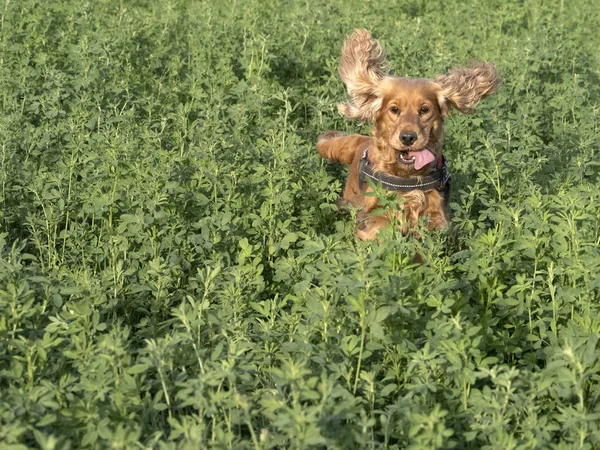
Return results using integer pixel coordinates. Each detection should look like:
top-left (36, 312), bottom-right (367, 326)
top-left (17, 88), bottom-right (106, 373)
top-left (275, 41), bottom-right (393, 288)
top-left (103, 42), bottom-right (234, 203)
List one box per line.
top-left (400, 131), bottom-right (418, 146)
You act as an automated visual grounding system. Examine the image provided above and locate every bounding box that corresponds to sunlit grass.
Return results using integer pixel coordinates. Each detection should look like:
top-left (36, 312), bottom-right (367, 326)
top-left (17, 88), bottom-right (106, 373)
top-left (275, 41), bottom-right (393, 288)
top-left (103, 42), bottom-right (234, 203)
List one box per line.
top-left (0, 0), bottom-right (599, 448)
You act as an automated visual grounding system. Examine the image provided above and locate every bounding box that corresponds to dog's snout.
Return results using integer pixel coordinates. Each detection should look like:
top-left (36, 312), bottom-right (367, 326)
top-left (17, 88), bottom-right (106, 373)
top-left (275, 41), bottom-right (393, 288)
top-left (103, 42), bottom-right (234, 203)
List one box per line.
top-left (400, 131), bottom-right (418, 146)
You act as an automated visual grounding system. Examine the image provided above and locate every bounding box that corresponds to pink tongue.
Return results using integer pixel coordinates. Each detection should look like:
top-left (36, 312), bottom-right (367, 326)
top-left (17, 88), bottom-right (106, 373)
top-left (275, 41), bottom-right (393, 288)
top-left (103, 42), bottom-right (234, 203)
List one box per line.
top-left (409, 149), bottom-right (435, 170)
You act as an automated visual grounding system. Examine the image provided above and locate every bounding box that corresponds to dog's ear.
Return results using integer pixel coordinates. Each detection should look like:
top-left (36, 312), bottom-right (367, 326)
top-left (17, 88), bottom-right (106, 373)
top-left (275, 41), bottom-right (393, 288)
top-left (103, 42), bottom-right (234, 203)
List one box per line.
top-left (435, 62), bottom-right (500, 115)
top-left (337, 29), bottom-right (387, 122)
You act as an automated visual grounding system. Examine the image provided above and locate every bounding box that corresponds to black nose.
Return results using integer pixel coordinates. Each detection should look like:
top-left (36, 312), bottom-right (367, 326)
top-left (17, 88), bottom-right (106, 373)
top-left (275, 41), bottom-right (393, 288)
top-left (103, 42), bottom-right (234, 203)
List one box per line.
top-left (400, 131), bottom-right (418, 146)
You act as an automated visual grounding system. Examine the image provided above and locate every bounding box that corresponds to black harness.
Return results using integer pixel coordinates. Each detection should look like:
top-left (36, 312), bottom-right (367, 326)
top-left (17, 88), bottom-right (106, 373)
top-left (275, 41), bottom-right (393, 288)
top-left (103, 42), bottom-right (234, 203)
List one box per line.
top-left (358, 149), bottom-right (451, 193)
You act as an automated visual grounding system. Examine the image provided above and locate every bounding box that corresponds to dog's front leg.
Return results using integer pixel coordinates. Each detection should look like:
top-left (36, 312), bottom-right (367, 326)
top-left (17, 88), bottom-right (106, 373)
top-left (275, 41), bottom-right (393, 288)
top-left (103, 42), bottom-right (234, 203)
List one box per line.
top-left (355, 211), bottom-right (388, 241)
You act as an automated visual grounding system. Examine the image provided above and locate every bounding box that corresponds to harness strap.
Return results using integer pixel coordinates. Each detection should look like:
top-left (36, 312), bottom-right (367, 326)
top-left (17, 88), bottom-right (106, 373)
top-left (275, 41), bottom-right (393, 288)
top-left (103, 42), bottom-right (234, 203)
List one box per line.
top-left (358, 149), bottom-right (450, 193)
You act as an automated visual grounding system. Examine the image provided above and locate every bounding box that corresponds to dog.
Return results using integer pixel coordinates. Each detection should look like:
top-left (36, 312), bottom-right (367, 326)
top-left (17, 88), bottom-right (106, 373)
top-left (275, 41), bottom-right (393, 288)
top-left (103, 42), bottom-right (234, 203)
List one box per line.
top-left (317, 29), bottom-right (500, 240)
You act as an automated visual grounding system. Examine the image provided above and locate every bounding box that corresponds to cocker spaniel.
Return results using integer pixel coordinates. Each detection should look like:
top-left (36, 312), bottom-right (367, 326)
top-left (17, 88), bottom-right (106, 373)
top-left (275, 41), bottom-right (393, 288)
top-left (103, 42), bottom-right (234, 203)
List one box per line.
top-left (317, 29), bottom-right (500, 240)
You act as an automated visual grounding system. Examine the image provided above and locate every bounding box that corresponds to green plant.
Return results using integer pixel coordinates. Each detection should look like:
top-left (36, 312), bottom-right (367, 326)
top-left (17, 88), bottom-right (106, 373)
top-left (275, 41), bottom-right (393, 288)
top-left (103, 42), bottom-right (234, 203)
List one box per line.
top-left (1, 0), bottom-right (599, 448)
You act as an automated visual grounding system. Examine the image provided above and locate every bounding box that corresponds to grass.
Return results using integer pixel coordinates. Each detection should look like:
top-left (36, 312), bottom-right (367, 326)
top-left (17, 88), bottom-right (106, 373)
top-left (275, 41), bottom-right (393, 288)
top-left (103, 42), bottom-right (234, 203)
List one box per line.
top-left (1, 0), bottom-right (599, 448)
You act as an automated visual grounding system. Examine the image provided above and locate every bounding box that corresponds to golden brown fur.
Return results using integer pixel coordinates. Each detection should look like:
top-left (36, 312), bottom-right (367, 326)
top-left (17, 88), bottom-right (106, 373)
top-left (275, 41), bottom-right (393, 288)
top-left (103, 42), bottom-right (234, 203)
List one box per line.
top-left (318, 29), bottom-right (501, 240)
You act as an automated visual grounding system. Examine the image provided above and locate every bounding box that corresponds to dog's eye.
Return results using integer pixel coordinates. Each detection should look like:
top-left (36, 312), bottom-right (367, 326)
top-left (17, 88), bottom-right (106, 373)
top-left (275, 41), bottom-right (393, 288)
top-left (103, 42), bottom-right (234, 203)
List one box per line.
top-left (419, 106), bottom-right (430, 115)
top-left (389, 106), bottom-right (400, 114)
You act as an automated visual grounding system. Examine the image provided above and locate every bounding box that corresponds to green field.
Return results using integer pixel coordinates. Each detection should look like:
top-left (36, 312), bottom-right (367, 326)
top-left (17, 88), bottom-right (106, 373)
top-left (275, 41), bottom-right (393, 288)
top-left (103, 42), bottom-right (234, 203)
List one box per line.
top-left (1, 0), bottom-right (600, 448)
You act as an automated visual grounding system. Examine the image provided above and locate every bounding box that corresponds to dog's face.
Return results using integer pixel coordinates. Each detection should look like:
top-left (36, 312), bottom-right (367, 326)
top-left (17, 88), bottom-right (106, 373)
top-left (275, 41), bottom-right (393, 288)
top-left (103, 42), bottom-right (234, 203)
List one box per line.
top-left (374, 78), bottom-right (445, 175)
top-left (337, 29), bottom-right (500, 176)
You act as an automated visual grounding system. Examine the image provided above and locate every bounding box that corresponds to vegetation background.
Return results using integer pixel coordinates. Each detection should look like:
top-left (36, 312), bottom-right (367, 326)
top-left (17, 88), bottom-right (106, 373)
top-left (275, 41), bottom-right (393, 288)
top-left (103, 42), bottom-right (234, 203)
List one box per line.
top-left (1, 0), bottom-right (599, 448)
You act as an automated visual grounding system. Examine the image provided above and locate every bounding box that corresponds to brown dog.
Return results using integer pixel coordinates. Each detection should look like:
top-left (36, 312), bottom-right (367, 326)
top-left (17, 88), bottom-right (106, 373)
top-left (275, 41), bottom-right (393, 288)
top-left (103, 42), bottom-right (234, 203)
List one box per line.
top-left (317, 29), bottom-right (500, 240)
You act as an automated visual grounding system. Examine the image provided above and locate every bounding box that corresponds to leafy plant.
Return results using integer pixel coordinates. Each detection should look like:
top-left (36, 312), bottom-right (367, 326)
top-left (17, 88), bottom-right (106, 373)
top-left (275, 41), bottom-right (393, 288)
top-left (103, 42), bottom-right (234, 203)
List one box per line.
top-left (0, 0), bottom-right (599, 448)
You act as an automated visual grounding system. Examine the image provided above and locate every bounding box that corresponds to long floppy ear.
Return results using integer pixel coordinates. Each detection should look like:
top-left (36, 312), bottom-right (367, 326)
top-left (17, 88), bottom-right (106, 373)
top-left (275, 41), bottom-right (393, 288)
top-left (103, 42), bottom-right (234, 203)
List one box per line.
top-left (337, 29), bottom-right (387, 122)
top-left (435, 62), bottom-right (501, 115)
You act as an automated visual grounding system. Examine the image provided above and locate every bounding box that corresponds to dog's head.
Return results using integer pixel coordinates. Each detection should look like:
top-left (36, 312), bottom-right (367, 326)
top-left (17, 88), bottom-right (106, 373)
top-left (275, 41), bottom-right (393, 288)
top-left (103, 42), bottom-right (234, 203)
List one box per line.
top-left (337, 29), bottom-right (501, 176)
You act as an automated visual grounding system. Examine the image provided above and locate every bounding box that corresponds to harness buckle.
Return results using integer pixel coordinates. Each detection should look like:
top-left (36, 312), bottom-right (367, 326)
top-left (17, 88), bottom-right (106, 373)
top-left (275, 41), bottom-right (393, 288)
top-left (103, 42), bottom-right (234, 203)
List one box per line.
top-left (437, 158), bottom-right (451, 192)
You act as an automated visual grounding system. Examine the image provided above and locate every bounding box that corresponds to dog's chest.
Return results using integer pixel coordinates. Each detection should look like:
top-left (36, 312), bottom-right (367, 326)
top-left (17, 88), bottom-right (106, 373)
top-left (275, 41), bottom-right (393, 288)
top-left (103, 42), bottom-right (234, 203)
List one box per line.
top-left (363, 187), bottom-right (446, 227)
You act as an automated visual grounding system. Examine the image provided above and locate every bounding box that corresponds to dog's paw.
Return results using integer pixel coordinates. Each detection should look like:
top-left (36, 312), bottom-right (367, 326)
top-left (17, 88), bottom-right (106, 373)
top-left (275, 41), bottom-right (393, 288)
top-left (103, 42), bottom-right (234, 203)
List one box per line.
top-left (317, 131), bottom-right (346, 143)
top-left (336, 197), bottom-right (350, 210)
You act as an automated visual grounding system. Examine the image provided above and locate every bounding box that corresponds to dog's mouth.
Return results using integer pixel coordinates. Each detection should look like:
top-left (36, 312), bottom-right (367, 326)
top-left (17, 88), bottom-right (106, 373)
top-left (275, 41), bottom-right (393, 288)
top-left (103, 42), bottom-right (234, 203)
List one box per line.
top-left (396, 149), bottom-right (436, 170)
